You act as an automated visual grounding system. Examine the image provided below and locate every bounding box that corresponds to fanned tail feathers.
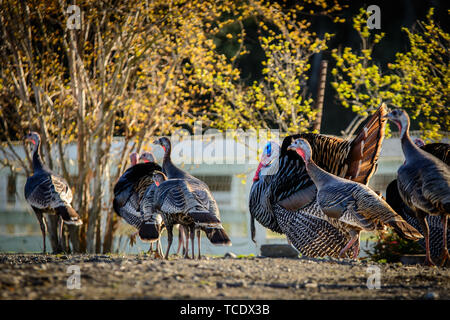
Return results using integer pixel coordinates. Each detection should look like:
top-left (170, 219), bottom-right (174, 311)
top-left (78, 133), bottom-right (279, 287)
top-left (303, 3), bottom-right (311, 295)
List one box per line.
top-left (388, 218), bottom-right (423, 241)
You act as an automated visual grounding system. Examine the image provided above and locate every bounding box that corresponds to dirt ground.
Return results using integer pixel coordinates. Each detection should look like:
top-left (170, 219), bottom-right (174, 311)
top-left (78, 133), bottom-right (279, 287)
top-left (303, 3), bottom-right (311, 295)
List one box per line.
top-left (0, 253), bottom-right (449, 300)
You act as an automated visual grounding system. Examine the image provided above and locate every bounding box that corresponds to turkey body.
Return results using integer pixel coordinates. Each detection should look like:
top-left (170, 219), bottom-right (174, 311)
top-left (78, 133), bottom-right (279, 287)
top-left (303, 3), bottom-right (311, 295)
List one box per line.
top-left (113, 161), bottom-right (162, 232)
top-left (153, 137), bottom-right (231, 259)
top-left (386, 142), bottom-right (449, 260)
top-left (287, 138), bottom-right (422, 258)
top-left (24, 132), bottom-right (82, 253)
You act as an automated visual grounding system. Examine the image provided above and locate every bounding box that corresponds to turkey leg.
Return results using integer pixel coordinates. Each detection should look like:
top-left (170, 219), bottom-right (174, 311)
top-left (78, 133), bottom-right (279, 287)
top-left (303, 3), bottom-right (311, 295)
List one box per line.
top-left (339, 229), bottom-right (360, 259)
top-left (440, 215), bottom-right (449, 267)
top-left (416, 211), bottom-right (435, 266)
top-left (197, 229), bottom-right (201, 260)
top-left (33, 208), bottom-right (47, 254)
top-left (164, 226), bottom-right (173, 260)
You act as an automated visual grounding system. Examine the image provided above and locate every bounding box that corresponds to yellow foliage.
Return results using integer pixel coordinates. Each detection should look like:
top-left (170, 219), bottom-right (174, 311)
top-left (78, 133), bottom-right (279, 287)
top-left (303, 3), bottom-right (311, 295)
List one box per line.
top-left (331, 7), bottom-right (448, 140)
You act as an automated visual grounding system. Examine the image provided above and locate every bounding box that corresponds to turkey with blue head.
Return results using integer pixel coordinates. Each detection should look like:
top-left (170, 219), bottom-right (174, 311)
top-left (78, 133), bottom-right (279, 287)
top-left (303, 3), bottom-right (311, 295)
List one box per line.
top-left (249, 104), bottom-right (388, 258)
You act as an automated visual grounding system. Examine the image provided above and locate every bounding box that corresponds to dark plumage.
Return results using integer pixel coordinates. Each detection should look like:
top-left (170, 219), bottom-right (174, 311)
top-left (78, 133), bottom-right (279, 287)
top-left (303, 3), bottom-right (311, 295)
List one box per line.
top-left (138, 171), bottom-right (168, 258)
top-left (139, 171), bottom-right (166, 240)
top-left (153, 137), bottom-right (231, 259)
top-left (249, 104), bottom-right (387, 258)
top-left (113, 151), bottom-right (163, 256)
top-left (24, 132), bottom-right (82, 253)
top-left (386, 108), bottom-right (450, 266)
top-left (420, 143), bottom-right (450, 164)
top-left (386, 142), bottom-right (450, 260)
top-left (113, 158), bottom-right (162, 229)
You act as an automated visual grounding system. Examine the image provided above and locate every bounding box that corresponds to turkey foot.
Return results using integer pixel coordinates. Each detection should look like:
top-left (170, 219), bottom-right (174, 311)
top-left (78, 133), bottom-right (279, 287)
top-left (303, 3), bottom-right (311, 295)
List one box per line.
top-left (339, 231), bottom-right (360, 259)
top-left (439, 250), bottom-right (450, 267)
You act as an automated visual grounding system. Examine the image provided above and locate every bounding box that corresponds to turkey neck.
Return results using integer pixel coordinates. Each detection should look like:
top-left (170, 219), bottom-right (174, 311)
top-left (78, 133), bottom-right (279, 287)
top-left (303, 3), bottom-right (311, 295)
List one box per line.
top-left (399, 118), bottom-right (422, 162)
top-left (161, 141), bottom-right (177, 177)
top-left (303, 158), bottom-right (335, 189)
top-left (32, 139), bottom-right (44, 172)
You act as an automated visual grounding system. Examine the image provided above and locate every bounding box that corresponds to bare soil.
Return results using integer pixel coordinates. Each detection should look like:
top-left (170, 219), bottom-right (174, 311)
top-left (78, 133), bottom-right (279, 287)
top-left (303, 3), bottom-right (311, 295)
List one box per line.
top-left (0, 253), bottom-right (449, 300)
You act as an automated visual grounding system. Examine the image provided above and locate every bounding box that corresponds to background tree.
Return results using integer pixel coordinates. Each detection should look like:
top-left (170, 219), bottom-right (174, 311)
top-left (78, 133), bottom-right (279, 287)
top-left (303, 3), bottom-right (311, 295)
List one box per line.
top-left (205, 1), bottom-right (342, 133)
top-left (387, 8), bottom-right (449, 141)
top-left (331, 7), bottom-right (449, 140)
top-left (0, 0), bottom-right (342, 253)
top-left (0, 0), bottom-right (235, 253)
top-left (3, 1), bottom-right (446, 254)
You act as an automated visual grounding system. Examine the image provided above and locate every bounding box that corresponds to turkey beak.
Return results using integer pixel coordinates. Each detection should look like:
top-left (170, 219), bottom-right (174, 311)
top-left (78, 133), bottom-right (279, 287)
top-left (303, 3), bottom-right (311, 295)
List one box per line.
top-left (287, 144), bottom-right (296, 151)
top-left (384, 112), bottom-right (398, 123)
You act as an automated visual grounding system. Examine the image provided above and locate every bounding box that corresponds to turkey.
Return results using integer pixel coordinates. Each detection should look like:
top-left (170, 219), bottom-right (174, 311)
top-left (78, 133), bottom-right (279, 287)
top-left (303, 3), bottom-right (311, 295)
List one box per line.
top-left (24, 131), bottom-right (82, 253)
top-left (139, 152), bottom-right (187, 256)
top-left (153, 137), bottom-right (231, 259)
top-left (249, 104), bottom-right (388, 258)
top-left (139, 151), bottom-right (155, 163)
top-left (386, 142), bottom-right (449, 262)
top-left (385, 108), bottom-right (450, 266)
top-left (139, 171), bottom-right (168, 258)
top-left (113, 151), bottom-right (162, 253)
top-left (288, 138), bottom-right (423, 258)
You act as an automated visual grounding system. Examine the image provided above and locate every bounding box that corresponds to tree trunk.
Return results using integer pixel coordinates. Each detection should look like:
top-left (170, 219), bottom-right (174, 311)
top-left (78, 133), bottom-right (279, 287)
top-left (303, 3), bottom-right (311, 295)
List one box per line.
top-left (313, 60), bottom-right (328, 132)
top-left (68, 225), bottom-right (81, 253)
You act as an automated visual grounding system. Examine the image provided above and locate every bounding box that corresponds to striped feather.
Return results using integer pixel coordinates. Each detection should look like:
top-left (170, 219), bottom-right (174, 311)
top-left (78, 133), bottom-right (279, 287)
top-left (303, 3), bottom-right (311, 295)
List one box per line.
top-left (274, 203), bottom-right (355, 258)
top-left (113, 161), bottom-right (162, 230)
top-left (25, 171), bottom-right (73, 209)
top-left (156, 137), bottom-right (231, 247)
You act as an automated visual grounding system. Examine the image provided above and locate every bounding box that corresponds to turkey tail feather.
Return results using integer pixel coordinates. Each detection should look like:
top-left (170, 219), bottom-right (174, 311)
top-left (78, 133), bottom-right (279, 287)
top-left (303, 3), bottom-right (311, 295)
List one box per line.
top-left (55, 205), bottom-right (82, 226)
top-left (205, 228), bottom-right (232, 246)
top-left (188, 211), bottom-right (221, 224)
top-left (345, 103), bottom-right (387, 184)
top-left (388, 219), bottom-right (423, 241)
top-left (139, 223), bottom-right (160, 242)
